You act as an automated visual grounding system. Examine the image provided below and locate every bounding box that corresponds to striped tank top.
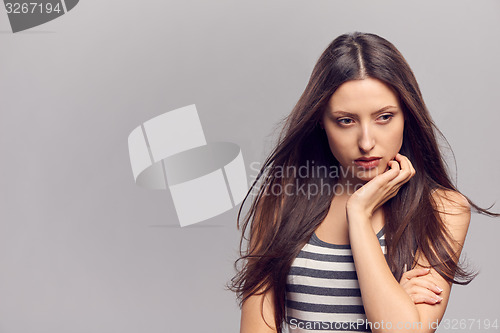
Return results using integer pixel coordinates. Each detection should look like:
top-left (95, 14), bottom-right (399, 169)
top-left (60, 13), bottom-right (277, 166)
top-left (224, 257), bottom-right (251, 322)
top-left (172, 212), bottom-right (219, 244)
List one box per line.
top-left (285, 227), bottom-right (386, 332)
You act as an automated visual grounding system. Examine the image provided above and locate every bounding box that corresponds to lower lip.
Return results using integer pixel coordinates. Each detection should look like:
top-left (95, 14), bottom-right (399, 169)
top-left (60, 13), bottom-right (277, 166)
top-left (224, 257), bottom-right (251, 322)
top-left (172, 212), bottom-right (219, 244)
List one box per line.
top-left (354, 159), bottom-right (381, 169)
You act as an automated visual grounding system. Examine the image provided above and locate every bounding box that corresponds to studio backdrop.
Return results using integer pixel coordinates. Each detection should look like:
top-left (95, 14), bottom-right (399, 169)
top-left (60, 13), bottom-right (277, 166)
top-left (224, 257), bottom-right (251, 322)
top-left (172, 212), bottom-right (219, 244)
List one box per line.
top-left (0, 1), bottom-right (499, 332)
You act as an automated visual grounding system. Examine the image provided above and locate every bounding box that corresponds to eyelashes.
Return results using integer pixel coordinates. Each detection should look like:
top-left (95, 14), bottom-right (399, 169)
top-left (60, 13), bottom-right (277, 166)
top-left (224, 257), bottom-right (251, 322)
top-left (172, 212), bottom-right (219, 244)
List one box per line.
top-left (378, 114), bottom-right (394, 122)
top-left (337, 118), bottom-right (354, 125)
top-left (336, 114), bottom-right (394, 127)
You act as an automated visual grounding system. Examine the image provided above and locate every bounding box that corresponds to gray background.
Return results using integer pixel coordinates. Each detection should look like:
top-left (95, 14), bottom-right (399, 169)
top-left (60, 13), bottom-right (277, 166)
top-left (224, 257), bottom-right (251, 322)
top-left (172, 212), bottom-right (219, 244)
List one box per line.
top-left (1, 1), bottom-right (499, 332)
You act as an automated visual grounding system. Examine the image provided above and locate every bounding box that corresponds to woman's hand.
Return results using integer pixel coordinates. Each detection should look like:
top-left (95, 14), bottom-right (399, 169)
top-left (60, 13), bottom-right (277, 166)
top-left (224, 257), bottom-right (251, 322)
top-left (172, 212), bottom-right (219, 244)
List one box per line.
top-left (400, 266), bottom-right (444, 305)
top-left (346, 153), bottom-right (416, 220)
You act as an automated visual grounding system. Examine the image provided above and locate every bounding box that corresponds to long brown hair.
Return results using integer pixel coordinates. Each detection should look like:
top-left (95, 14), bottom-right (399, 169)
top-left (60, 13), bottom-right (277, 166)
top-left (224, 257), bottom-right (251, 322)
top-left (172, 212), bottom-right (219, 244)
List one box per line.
top-left (227, 32), bottom-right (499, 332)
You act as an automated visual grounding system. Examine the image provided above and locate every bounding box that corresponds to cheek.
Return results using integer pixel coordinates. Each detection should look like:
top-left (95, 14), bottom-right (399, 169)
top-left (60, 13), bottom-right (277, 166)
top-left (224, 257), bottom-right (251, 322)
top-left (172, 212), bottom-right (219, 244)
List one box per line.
top-left (386, 125), bottom-right (404, 154)
top-left (325, 131), bottom-right (352, 161)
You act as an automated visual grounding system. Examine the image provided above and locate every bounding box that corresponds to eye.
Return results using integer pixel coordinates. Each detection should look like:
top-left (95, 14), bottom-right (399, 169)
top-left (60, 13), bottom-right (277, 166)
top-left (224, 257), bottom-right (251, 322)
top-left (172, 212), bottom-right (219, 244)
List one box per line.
top-left (378, 114), bottom-right (393, 122)
top-left (337, 118), bottom-right (354, 126)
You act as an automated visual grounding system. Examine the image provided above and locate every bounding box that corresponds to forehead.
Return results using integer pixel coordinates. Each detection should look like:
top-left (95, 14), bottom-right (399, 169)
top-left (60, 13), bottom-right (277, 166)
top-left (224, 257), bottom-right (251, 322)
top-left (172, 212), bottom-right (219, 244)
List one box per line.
top-left (327, 78), bottom-right (400, 112)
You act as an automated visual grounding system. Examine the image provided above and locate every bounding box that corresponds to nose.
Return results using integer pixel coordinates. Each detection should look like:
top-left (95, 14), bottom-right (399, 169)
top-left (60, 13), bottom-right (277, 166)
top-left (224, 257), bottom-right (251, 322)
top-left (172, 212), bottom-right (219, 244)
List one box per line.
top-left (358, 124), bottom-right (375, 153)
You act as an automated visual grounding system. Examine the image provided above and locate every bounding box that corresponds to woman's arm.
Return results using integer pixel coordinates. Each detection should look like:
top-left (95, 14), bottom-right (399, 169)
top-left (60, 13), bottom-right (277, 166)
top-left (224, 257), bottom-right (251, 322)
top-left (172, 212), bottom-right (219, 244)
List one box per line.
top-left (346, 154), bottom-right (471, 333)
top-left (240, 286), bottom-right (277, 333)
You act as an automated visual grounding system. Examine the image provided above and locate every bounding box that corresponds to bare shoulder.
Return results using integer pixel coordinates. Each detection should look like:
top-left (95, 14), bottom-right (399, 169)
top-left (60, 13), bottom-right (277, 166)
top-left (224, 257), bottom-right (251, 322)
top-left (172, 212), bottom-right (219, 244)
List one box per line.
top-left (432, 188), bottom-right (470, 211)
top-left (240, 285), bottom-right (277, 333)
top-left (431, 188), bottom-right (471, 244)
top-left (431, 188), bottom-right (470, 218)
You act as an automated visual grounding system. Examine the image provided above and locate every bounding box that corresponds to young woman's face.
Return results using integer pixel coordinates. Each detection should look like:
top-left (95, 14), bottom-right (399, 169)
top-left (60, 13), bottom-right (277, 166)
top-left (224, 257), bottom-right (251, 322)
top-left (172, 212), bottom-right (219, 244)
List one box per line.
top-left (321, 77), bottom-right (405, 183)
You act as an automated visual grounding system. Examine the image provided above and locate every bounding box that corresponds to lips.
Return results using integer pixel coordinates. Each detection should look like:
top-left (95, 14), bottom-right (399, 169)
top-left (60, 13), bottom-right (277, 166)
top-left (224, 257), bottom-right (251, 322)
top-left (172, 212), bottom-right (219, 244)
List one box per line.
top-left (355, 157), bottom-right (381, 162)
top-left (354, 157), bottom-right (381, 169)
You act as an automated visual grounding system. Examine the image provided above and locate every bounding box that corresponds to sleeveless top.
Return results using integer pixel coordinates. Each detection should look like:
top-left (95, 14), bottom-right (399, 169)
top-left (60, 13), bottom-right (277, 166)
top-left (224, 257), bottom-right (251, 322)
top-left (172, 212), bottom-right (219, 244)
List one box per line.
top-left (285, 227), bottom-right (386, 332)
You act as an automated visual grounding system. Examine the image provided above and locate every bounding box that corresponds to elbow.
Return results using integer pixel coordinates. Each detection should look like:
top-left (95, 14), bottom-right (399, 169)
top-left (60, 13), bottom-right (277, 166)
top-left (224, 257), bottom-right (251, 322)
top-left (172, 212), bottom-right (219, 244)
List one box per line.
top-left (371, 325), bottom-right (435, 333)
top-left (368, 315), bottom-right (438, 333)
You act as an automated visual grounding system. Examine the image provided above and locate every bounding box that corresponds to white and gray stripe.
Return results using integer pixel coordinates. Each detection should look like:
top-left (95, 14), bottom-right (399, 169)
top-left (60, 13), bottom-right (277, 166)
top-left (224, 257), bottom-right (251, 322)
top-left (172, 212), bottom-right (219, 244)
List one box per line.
top-left (286, 227), bottom-right (386, 332)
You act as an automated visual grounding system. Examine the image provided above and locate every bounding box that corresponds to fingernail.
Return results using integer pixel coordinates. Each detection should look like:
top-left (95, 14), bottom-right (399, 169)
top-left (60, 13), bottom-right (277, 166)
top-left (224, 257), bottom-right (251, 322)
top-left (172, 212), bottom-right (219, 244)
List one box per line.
top-left (436, 286), bottom-right (443, 292)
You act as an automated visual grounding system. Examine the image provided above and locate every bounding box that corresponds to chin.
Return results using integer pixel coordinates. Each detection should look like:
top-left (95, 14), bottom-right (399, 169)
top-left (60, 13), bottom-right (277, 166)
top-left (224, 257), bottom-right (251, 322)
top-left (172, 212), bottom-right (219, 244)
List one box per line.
top-left (356, 175), bottom-right (373, 183)
top-left (356, 168), bottom-right (381, 181)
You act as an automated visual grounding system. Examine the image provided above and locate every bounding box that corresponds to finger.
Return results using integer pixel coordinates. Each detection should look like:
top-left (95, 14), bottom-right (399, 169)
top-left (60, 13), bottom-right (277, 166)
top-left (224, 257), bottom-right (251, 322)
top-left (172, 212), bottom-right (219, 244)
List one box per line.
top-left (402, 268), bottom-right (431, 280)
top-left (409, 292), bottom-right (443, 305)
top-left (388, 167), bottom-right (412, 189)
top-left (409, 294), bottom-right (441, 305)
top-left (399, 154), bottom-right (416, 177)
top-left (394, 154), bottom-right (414, 181)
top-left (402, 275), bottom-right (444, 294)
top-left (397, 153), bottom-right (415, 173)
top-left (407, 286), bottom-right (443, 304)
top-left (406, 155), bottom-right (416, 176)
top-left (378, 160), bottom-right (400, 182)
top-left (390, 159), bottom-right (400, 170)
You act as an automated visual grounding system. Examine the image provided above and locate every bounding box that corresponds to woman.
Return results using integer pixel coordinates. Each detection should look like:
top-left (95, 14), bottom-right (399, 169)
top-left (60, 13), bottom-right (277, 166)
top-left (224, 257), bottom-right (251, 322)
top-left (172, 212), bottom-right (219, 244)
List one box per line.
top-left (228, 32), bottom-right (498, 332)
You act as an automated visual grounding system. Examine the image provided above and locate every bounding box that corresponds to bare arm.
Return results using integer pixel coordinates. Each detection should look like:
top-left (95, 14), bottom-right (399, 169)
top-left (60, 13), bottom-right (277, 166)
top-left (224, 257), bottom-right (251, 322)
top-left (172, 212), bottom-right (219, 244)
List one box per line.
top-left (346, 154), bottom-right (471, 333)
top-left (240, 286), bottom-right (277, 333)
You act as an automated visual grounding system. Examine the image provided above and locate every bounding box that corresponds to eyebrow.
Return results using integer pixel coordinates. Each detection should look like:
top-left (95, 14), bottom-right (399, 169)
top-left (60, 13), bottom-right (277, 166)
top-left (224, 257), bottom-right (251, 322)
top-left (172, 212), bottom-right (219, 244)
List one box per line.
top-left (330, 105), bottom-right (399, 117)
